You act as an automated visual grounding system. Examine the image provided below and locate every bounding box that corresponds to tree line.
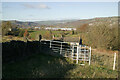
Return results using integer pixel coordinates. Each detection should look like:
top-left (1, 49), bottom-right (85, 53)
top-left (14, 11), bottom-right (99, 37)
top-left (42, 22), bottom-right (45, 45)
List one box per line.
top-left (1, 21), bottom-right (30, 39)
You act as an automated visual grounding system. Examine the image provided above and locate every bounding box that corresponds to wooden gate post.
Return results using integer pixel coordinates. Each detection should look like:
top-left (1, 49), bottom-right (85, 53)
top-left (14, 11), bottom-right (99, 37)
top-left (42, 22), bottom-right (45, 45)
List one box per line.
top-left (113, 53), bottom-right (116, 70)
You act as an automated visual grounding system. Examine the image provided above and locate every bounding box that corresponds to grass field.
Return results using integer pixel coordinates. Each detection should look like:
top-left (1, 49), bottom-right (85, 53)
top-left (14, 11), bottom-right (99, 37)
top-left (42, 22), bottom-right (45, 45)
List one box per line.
top-left (29, 30), bottom-right (82, 43)
top-left (3, 49), bottom-right (118, 78)
top-left (2, 30), bottom-right (81, 42)
top-left (29, 30), bottom-right (72, 40)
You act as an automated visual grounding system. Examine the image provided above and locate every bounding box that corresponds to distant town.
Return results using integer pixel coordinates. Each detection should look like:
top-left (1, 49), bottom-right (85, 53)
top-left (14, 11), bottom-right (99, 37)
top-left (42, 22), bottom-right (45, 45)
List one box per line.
top-left (35, 27), bottom-right (76, 31)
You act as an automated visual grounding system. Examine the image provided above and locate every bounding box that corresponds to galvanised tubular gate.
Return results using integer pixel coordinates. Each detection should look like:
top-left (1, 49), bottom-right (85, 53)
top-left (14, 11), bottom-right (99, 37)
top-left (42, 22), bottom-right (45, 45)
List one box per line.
top-left (41, 40), bottom-right (91, 65)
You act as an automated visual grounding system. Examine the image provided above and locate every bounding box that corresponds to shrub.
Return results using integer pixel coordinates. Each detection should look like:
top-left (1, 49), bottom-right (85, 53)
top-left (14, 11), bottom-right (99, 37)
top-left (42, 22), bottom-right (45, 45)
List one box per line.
top-left (84, 24), bottom-right (118, 50)
top-left (2, 21), bottom-right (12, 36)
top-left (77, 24), bottom-right (89, 33)
top-left (18, 30), bottom-right (25, 37)
top-left (24, 30), bottom-right (29, 37)
top-left (43, 31), bottom-right (52, 39)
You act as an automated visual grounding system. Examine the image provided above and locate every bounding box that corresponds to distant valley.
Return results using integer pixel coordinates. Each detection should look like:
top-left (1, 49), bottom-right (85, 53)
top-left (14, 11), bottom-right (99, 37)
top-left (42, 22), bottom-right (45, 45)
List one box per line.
top-left (1, 16), bottom-right (118, 28)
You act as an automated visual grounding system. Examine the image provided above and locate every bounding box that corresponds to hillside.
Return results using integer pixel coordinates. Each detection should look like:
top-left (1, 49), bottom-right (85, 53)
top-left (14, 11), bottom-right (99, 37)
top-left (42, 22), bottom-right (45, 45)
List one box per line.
top-left (1, 16), bottom-right (118, 28)
top-left (1, 19), bottom-right (78, 28)
top-left (54, 16), bottom-right (118, 28)
top-left (5, 20), bottom-right (40, 28)
top-left (3, 49), bottom-right (118, 78)
top-left (35, 19), bottom-right (78, 25)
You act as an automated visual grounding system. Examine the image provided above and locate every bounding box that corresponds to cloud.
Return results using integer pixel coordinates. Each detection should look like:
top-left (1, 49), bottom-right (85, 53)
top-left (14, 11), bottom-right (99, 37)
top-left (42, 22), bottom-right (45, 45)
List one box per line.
top-left (23, 3), bottom-right (50, 9)
top-left (28, 14), bottom-right (34, 16)
top-left (59, 4), bottom-right (80, 7)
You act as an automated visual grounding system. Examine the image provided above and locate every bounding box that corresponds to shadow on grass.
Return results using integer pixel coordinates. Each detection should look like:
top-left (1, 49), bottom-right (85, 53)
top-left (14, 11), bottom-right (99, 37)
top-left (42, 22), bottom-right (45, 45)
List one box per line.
top-left (2, 40), bottom-right (76, 78)
top-left (3, 53), bottom-right (76, 78)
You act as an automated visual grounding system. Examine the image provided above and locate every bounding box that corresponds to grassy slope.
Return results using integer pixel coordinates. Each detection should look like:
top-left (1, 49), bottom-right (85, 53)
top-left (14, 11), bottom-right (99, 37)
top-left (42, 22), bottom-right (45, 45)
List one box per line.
top-left (65, 50), bottom-right (118, 78)
top-left (3, 53), bottom-right (75, 78)
top-left (3, 50), bottom-right (118, 78)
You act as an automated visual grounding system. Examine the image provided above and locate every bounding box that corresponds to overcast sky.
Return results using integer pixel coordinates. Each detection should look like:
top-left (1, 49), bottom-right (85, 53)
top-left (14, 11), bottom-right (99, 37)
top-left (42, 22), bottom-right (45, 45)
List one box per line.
top-left (2, 2), bottom-right (118, 21)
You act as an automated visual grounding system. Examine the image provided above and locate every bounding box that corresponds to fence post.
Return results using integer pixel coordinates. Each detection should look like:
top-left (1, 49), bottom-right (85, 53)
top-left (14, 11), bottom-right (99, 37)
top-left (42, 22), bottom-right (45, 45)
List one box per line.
top-left (113, 53), bottom-right (116, 70)
top-left (89, 47), bottom-right (91, 65)
top-left (76, 46), bottom-right (79, 64)
top-left (72, 45), bottom-right (74, 58)
top-left (50, 40), bottom-right (51, 48)
top-left (60, 42), bottom-right (62, 55)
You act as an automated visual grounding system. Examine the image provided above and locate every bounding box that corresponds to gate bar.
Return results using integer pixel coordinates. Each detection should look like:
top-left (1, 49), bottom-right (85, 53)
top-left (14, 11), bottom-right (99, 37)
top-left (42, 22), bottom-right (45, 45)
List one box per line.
top-left (89, 47), bottom-right (91, 65)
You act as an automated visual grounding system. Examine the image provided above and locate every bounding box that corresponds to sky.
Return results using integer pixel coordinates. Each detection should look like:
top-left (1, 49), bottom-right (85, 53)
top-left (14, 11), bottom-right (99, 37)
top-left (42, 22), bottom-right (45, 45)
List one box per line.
top-left (1, 0), bottom-right (120, 2)
top-left (1, 2), bottom-right (118, 21)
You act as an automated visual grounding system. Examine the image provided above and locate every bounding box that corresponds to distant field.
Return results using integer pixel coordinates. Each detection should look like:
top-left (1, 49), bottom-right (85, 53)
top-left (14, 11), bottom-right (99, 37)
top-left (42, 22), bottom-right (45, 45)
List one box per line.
top-left (3, 49), bottom-right (118, 78)
top-left (29, 30), bottom-right (71, 40)
top-left (2, 30), bottom-right (79, 42)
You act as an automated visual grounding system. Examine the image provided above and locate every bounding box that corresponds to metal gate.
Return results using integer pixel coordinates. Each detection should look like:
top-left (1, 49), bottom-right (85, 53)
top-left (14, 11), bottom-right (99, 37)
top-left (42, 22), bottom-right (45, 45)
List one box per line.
top-left (41, 40), bottom-right (91, 65)
top-left (73, 45), bottom-right (91, 65)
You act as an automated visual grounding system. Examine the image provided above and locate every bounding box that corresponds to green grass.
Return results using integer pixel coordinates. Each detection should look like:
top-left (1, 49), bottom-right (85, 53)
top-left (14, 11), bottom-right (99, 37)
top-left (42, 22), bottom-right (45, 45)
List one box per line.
top-left (65, 64), bottom-right (118, 78)
top-left (65, 51), bottom-right (118, 78)
top-left (3, 50), bottom-right (118, 78)
top-left (29, 30), bottom-right (71, 40)
top-left (2, 53), bottom-right (75, 78)
top-left (29, 30), bottom-right (47, 39)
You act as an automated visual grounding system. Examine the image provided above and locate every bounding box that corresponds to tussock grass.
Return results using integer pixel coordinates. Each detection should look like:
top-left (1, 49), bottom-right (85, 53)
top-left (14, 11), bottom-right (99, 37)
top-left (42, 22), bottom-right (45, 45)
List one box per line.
top-left (64, 50), bottom-right (118, 78)
top-left (3, 53), bottom-right (75, 78)
top-left (3, 49), bottom-right (118, 78)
